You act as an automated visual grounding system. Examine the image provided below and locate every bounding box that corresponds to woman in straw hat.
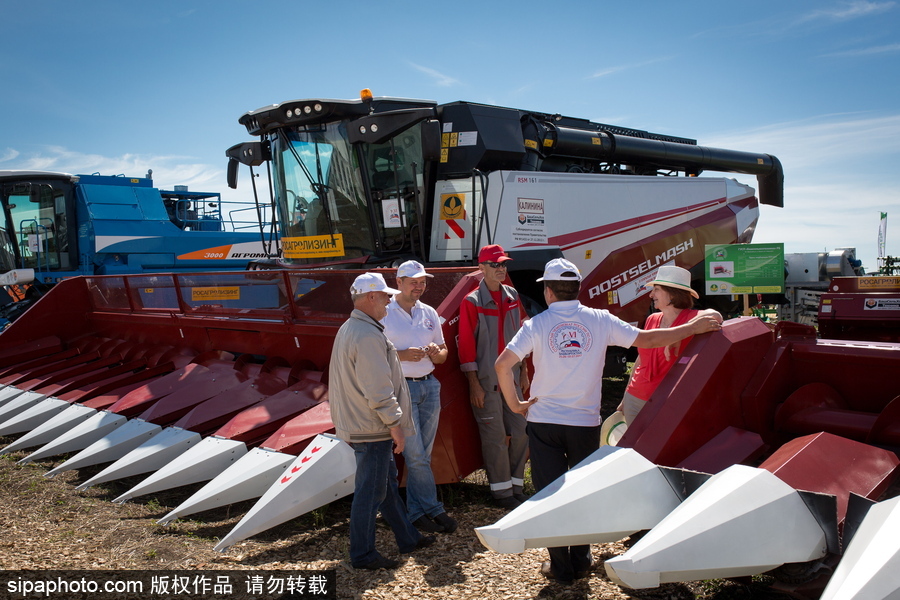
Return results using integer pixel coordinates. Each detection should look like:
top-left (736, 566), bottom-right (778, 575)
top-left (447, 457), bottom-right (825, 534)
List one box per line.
top-left (619, 265), bottom-right (723, 424)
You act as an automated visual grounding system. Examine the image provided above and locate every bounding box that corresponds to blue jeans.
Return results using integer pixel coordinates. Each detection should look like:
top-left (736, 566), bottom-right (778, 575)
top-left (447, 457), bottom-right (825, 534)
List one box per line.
top-left (402, 376), bottom-right (444, 521)
top-left (350, 440), bottom-right (422, 566)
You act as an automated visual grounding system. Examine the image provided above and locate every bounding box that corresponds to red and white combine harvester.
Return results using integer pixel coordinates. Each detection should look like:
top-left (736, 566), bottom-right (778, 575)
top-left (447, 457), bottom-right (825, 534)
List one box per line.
top-left (0, 91), bottom-right (896, 597)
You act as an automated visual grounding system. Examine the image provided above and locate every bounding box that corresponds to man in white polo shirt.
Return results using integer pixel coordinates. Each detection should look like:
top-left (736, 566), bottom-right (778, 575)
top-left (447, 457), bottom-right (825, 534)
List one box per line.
top-left (383, 260), bottom-right (458, 535)
top-left (494, 258), bottom-right (722, 585)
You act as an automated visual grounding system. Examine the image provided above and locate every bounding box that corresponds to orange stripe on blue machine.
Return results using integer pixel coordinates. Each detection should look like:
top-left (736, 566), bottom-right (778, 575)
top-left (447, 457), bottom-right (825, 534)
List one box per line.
top-left (177, 245), bottom-right (233, 260)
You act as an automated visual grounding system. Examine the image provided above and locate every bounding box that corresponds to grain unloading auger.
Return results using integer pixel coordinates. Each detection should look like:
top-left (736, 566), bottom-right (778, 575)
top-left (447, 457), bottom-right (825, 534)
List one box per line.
top-left (476, 318), bottom-right (900, 598)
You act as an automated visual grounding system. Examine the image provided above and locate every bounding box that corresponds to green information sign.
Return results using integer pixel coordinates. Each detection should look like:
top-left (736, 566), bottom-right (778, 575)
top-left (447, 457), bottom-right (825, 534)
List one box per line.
top-left (704, 243), bottom-right (785, 295)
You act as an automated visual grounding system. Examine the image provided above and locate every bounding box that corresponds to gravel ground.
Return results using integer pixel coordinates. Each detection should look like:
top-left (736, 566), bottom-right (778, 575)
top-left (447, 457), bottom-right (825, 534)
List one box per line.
top-left (0, 445), bottom-right (797, 600)
top-left (0, 372), bottom-right (798, 599)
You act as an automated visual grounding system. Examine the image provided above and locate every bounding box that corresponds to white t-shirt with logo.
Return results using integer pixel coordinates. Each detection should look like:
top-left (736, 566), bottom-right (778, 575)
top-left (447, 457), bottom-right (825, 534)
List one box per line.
top-left (382, 298), bottom-right (445, 379)
top-left (506, 300), bottom-right (639, 427)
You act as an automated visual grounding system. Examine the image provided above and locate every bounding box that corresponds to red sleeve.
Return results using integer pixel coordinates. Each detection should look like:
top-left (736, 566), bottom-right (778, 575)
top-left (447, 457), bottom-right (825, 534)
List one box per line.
top-left (457, 296), bottom-right (478, 371)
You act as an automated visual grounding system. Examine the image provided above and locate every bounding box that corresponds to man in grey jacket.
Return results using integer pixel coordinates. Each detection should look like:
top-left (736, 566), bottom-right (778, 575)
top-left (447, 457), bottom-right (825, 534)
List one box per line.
top-left (329, 272), bottom-right (435, 571)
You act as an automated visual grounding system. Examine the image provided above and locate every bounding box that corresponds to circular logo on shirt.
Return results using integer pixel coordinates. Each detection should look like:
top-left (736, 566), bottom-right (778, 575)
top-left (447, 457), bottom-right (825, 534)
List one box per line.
top-left (423, 317), bottom-right (435, 331)
top-left (548, 322), bottom-right (592, 358)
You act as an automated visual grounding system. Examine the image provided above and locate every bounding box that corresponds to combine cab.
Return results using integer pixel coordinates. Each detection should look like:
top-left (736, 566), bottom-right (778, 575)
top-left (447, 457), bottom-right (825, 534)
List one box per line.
top-left (226, 90), bottom-right (783, 326)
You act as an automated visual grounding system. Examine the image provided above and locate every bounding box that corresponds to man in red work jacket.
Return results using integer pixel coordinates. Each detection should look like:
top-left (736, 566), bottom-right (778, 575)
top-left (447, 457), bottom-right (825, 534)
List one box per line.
top-left (458, 245), bottom-right (530, 509)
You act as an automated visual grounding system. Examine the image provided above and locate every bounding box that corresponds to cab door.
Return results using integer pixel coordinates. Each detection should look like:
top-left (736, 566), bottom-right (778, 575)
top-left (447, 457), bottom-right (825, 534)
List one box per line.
top-left (361, 126), bottom-right (427, 256)
top-left (1, 178), bottom-right (77, 277)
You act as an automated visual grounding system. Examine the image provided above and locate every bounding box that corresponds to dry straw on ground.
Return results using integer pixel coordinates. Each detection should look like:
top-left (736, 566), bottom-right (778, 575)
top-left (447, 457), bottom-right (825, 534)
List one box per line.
top-left (0, 375), bottom-right (795, 599)
top-left (1, 440), bottom-right (795, 600)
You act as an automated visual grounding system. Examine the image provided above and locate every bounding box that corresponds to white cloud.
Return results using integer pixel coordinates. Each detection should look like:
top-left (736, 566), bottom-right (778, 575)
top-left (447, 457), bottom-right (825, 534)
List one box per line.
top-left (408, 62), bottom-right (461, 87)
top-left (588, 57), bottom-right (673, 79)
top-left (694, 1), bottom-right (897, 40)
top-left (589, 66), bottom-right (627, 79)
top-left (703, 113), bottom-right (900, 170)
top-left (0, 146), bottom-right (220, 190)
top-left (822, 43), bottom-right (900, 57)
top-left (0, 146), bottom-right (272, 228)
top-left (799, 0), bottom-right (895, 22)
top-left (509, 83), bottom-right (536, 97)
top-left (754, 181), bottom-right (895, 272)
top-left (702, 113), bottom-right (900, 271)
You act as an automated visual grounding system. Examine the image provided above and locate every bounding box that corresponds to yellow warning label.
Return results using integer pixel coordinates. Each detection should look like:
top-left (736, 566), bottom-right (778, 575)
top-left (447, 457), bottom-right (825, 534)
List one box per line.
top-left (524, 139), bottom-right (538, 150)
top-left (592, 137), bottom-right (601, 145)
top-left (585, 250), bottom-right (592, 259)
top-left (543, 138), bottom-right (553, 147)
top-left (440, 194), bottom-right (465, 220)
top-left (281, 234), bottom-right (345, 259)
top-left (441, 133), bottom-right (450, 148)
top-left (450, 132), bottom-right (458, 147)
top-left (440, 148), bottom-right (449, 163)
top-left (859, 277), bottom-right (900, 289)
top-left (144, 288), bottom-right (154, 294)
top-left (192, 287), bottom-right (240, 302)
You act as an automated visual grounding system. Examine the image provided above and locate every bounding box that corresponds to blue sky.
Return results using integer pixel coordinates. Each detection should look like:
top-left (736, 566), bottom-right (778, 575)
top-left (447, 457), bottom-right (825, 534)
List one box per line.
top-left (2, 0), bottom-right (899, 271)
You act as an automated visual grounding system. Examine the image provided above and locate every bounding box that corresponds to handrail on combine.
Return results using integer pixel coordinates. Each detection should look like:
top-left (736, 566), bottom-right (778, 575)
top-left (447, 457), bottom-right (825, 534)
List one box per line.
top-left (227, 206), bottom-right (274, 232)
top-left (161, 189), bottom-right (272, 233)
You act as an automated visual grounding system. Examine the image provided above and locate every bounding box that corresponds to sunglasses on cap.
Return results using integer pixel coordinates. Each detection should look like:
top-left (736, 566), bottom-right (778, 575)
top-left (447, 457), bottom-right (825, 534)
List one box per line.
top-left (481, 261), bottom-right (507, 269)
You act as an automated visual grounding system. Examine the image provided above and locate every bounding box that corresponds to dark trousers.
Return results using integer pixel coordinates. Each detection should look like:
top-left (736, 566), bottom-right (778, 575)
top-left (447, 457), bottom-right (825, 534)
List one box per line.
top-left (527, 421), bottom-right (600, 582)
top-left (349, 440), bottom-right (421, 566)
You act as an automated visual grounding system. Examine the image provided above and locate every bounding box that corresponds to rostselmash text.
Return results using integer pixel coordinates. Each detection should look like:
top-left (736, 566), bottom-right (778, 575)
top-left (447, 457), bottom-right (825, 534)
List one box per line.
top-left (587, 239), bottom-right (694, 298)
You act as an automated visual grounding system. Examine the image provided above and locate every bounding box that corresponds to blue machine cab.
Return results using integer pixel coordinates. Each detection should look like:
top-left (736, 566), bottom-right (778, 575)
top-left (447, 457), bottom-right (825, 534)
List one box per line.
top-left (0, 170), bottom-right (275, 323)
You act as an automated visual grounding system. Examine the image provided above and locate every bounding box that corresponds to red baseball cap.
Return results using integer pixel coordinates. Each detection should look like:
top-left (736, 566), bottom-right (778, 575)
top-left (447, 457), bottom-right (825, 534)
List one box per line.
top-left (478, 244), bottom-right (512, 263)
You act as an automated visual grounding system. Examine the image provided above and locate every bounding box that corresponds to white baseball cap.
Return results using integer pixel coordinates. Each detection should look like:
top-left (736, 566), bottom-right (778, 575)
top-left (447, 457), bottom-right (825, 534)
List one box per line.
top-left (351, 272), bottom-right (401, 295)
top-left (537, 258), bottom-right (583, 282)
top-left (396, 260), bottom-right (433, 279)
